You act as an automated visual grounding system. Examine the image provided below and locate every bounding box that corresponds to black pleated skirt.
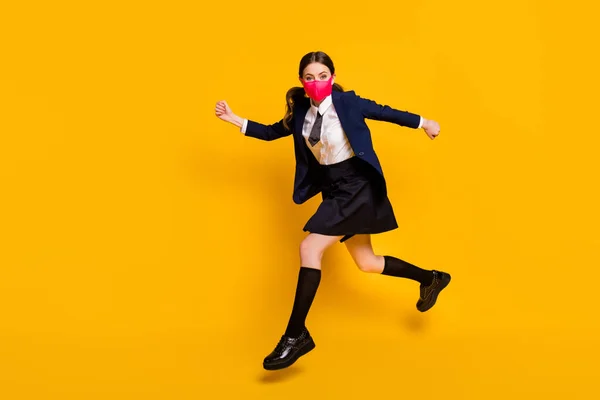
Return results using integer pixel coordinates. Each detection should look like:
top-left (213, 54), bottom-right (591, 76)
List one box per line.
top-left (303, 156), bottom-right (398, 242)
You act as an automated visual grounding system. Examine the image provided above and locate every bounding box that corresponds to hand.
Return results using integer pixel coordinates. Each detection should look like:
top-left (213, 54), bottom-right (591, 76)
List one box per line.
top-left (422, 118), bottom-right (441, 140)
top-left (215, 100), bottom-right (236, 123)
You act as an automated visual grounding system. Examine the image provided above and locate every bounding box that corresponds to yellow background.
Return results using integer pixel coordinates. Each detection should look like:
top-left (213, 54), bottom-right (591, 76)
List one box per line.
top-left (1, 1), bottom-right (599, 398)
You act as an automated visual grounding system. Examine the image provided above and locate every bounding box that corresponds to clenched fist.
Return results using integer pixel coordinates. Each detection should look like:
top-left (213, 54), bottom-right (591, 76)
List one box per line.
top-left (422, 118), bottom-right (441, 140)
top-left (215, 100), bottom-right (235, 123)
top-left (214, 100), bottom-right (244, 129)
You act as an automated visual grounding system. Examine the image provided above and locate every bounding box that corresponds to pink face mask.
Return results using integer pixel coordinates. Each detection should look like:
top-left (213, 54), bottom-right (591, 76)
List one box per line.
top-left (302, 76), bottom-right (333, 102)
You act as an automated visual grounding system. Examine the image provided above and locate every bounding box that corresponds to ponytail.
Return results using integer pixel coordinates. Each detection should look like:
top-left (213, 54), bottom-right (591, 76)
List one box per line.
top-left (283, 87), bottom-right (305, 131)
top-left (282, 82), bottom-right (345, 131)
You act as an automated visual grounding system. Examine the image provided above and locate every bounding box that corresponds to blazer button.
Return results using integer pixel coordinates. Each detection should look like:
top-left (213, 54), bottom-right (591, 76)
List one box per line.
top-left (358, 152), bottom-right (364, 156)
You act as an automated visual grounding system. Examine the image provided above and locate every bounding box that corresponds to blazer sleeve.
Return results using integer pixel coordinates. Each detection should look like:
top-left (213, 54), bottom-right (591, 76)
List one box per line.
top-left (244, 119), bottom-right (292, 141)
top-left (355, 93), bottom-right (421, 129)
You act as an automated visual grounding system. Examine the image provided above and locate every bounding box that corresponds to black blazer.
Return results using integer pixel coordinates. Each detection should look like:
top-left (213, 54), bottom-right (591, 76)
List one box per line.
top-left (244, 90), bottom-right (422, 204)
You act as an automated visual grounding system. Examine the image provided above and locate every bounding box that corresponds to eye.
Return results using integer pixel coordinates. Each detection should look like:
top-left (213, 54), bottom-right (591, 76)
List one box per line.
top-left (320, 75), bottom-right (328, 80)
top-left (305, 76), bottom-right (313, 81)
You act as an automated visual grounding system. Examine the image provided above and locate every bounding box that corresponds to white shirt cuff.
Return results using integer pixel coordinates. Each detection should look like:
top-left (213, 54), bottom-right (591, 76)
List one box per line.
top-left (241, 119), bottom-right (248, 134)
top-left (418, 116), bottom-right (424, 129)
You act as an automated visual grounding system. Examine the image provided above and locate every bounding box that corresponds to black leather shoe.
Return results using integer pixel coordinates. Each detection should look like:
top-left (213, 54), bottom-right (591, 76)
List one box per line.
top-left (416, 270), bottom-right (451, 312)
top-left (263, 328), bottom-right (315, 370)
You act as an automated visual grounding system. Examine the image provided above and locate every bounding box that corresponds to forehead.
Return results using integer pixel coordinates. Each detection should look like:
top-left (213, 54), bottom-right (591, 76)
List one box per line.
top-left (302, 62), bottom-right (331, 76)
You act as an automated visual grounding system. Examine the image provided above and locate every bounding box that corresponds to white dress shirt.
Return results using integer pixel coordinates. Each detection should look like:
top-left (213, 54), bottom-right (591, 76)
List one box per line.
top-left (241, 95), bottom-right (423, 165)
top-left (301, 95), bottom-right (355, 164)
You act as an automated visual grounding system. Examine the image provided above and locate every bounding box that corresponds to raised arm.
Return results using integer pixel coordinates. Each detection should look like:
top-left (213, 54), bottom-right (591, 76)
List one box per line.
top-left (215, 100), bottom-right (291, 141)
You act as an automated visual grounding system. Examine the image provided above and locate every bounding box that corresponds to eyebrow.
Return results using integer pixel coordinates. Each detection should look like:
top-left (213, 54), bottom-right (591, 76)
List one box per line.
top-left (305, 71), bottom-right (329, 77)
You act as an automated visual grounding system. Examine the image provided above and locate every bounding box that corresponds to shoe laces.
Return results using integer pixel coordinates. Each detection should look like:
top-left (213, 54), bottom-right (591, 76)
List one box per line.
top-left (274, 336), bottom-right (291, 353)
top-left (420, 273), bottom-right (439, 299)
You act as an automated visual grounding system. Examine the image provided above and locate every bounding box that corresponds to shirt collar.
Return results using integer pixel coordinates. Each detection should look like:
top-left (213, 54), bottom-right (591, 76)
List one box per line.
top-left (310, 95), bottom-right (333, 116)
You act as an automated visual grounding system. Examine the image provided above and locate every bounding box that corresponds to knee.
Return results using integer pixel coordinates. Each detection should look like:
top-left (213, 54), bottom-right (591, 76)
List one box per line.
top-left (355, 255), bottom-right (383, 273)
top-left (299, 238), bottom-right (325, 263)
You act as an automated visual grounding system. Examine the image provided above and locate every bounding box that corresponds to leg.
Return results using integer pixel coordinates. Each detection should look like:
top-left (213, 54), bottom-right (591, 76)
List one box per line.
top-left (344, 234), bottom-right (432, 280)
top-left (284, 233), bottom-right (342, 336)
top-left (298, 232), bottom-right (343, 271)
top-left (343, 234), bottom-right (385, 273)
top-left (263, 233), bottom-right (342, 371)
top-left (344, 234), bottom-right (451, 312)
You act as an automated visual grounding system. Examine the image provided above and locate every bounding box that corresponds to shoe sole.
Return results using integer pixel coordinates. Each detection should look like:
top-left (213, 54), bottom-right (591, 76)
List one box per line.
top-left (263, 338), bottom-right (316, 371)
top-left (417, 274), bottom-right (451, 312)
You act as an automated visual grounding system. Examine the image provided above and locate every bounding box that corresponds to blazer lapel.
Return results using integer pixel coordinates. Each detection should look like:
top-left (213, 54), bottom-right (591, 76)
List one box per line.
top-left (292, 98), bottom-right (310, 163)
top-left (331, 91), bottom-right (353, 143)
top-left (294, 98), bottom-right (309, 137)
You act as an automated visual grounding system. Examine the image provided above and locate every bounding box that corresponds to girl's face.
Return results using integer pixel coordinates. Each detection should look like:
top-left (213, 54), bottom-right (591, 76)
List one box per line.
top-left (300, 62), bottom-right (335, 83)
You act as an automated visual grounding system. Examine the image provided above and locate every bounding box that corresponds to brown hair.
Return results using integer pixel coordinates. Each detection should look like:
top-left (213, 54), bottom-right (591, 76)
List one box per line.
top-left (283, 51), bottom-right (344, 131)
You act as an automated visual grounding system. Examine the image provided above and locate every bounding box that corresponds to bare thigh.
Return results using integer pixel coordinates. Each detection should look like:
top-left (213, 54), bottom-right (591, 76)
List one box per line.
top-left (344, 234), bottom-right (385, 273)
top-left (300, 233), bottom-right (344, 270)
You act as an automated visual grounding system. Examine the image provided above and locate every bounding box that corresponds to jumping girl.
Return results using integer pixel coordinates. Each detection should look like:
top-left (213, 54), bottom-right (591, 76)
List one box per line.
top-left (214, 51), bottom-right (451, 370)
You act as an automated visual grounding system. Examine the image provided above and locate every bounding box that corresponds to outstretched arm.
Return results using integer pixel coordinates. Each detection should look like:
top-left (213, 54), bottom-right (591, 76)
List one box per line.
top-left (356, 94), bottom-right (441, 140)
top-left (243, 119), bottom-right (291, 141)
top-left (215, 100), bottom-right (291, 141)
top-left (356, 94), bottom-right (421, 128)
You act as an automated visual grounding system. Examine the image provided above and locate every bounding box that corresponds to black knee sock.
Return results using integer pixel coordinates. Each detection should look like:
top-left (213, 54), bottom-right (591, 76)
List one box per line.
top-left (382, 256), bottom-right (434, 286)
top-left (284, 267), bottom-right (321, 338)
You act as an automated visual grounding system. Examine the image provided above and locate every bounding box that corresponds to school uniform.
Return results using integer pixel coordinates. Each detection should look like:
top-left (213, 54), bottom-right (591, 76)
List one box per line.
top-left (240, 89), bottom-right (423, 242)
top-left (240, 88), bottom-right (452, 371)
